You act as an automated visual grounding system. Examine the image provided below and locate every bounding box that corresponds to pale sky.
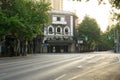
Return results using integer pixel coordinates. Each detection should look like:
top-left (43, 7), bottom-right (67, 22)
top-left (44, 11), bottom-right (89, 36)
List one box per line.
top-left (63, 0), bottom-right (112, 32)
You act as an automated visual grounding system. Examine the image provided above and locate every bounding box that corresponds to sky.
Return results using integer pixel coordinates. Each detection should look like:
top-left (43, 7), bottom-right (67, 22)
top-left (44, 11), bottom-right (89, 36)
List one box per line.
top-left (63, 0), bottom-right (112, 32)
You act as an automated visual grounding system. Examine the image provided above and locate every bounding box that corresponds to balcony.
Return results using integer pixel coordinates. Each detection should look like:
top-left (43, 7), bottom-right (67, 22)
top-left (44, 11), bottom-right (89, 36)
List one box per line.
top-left (52, 21), bottom-right (67, 25)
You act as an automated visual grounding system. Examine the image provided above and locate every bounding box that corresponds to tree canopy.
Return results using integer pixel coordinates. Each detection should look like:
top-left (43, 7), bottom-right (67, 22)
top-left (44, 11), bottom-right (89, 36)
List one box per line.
top-left (72, 0), bottom-right (120, 22)
top-left (78, 16), bottom-right (101, 41)
top-left (0, 0), bottom-right (51, 40)
top-left (78, 15), bottom-right (101, 51)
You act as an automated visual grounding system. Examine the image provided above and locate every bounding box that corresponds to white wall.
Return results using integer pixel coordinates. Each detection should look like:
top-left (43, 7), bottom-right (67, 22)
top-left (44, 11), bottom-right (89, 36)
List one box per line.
top-left (70, 16), bottom-right (73, 36)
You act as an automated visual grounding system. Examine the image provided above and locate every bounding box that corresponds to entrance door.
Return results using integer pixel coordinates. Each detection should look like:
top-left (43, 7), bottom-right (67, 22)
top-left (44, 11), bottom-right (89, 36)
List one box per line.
top-left (47, 45), bottom-right (68, 53)
top-left (64, 46), bottom-right (68, 52)
top-left (55, 46), bottom-right (60, 53)
top-left (55, 46), bottom-right (68, 53)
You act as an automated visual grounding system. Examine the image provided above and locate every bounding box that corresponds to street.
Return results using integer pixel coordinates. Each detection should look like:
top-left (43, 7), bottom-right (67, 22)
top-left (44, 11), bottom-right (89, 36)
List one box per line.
top-left (0, 51), bottom-right (120, 80)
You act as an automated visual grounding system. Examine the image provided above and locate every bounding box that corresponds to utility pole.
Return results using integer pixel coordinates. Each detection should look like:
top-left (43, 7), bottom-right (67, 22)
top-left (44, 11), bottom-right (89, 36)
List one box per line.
top-left (114, 29), bottom-right (119, 53)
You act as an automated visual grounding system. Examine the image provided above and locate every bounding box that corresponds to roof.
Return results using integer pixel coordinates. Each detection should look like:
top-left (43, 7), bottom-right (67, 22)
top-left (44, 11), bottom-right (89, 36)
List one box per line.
top-left (48, 10), bottom-right (77, 16)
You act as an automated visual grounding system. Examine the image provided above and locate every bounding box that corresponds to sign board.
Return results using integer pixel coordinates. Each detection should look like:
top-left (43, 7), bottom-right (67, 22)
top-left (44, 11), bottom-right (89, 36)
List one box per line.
top-left (78, 40), bottom-right (83, 44)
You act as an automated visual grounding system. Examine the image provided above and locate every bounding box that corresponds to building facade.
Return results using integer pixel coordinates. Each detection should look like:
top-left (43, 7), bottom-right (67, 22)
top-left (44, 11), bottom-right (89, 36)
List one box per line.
top-left (43, 10), bottom-right (77, 53)
top-left (41, 0), bottom-right (78, 53)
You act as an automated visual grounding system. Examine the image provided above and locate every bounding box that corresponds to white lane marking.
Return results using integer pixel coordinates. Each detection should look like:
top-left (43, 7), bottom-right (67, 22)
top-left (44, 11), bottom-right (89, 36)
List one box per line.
top-left (77, 65), bottom-right (83, 69)
top-left (69, 76), bottom-right (77, 80)
top-left (54, 74), bottom-right (66, 80)
top-left (0, 55), bottom-right (83, 67)
top-left (87, 57), bottom-right (104, 63)
top-left (0, 56), bottom-right (83, 79)
top-left (68, 61), bottom-right (119, 80)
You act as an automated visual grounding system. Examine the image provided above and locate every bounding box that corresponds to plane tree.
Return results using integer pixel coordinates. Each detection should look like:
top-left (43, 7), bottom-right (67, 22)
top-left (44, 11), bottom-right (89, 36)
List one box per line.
top-left (72, 0), bottom-right (120, 21)
top-left (78, 15), bottom-right (101, 52)
top-left (0, 0), bottom-right (51, 56)
top-left (73, 0), bottom-right (120, 52)
top-left (1, 0), bottom-right (51, 40)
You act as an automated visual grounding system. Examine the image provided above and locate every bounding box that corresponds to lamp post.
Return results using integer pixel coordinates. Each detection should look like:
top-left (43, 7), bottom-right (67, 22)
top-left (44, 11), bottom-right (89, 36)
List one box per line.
top-left (114, 29), bottom-right (119, 53)
top-left (76, 29), bottom-right (80, 52)
top-left (76, 29), bottom-right (84, 53)
top-left (113, 18), bottom-right (119, 53)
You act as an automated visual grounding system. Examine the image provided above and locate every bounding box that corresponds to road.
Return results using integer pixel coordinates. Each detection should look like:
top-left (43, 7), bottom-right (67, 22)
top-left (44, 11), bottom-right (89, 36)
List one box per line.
top-left (0, 51), bottom-right (120, 80)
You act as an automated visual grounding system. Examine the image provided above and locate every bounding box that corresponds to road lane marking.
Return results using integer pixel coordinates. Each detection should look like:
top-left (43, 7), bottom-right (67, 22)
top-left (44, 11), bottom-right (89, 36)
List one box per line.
top-left (54, 74), bottom-right (66, 80)
top-left (68, 60), bottom-right (120, 80)
top-left (0, 54), bottom-right (82, 67)
top-left (87, 57), bottom-right (104, 63)
top-left (0, 56), bottom-right (75, 67)
top-left (0, 54), bottom-right (86, 68)
top-left (0, 55), bottom-right (85, 79)
top-left (77, 65), bottom-right (83, 69)
top-left (0, 59), bottom-right (42, 66)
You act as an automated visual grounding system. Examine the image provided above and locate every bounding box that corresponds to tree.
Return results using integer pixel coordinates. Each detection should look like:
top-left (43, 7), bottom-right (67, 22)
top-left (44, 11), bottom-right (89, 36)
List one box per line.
top-left (0, 0), bottom-right (51, 56)
top-left (97, 32), bottom-right (114, 51)
top-left (72, 0), bottom-right (120, 22)
top-left (78, 15), bottom-right (101, 52)
top-left (109, 0), bottom-right (120, 9)
top-left (104, 24), bottom-right (120, 52)
top-left (1, 0), bottom-right (51, 40)
top-left (72, 0), bottom-right (120, 6)
top-left (0, 10), bottom-right (8, 37)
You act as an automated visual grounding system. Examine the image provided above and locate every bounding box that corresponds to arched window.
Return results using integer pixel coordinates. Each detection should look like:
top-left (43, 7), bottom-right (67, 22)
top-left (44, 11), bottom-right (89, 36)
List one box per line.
top-left (64, 26), bottom-right (70, 35)
top-left (49, 27), bottom-right (53, 34)
top-left (48, 25), bottom-right (54, 35)
top-left (56, 26), bottom-right (62, 35)
top-left (65, 28), bottom-right (68, 34)
top-left (57, 27), bottom-right (61, 33)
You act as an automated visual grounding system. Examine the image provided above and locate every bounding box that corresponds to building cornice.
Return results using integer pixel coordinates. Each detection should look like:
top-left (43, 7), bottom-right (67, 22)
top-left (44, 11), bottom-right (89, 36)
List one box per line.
top-left (48, 10), bottom-right (75, 15)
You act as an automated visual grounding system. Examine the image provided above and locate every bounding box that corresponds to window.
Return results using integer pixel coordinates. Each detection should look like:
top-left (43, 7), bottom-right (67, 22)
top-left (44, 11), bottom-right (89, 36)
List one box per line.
top-left (57, 17), bottom-right (61, 21)
top-left (49, 27), bottom-right (53, 34)
top-left (57, 27), bottom-right (61, 33)
top-left (65, 28), bottom-right (68, 34)
top-left (56, 27), bottom-right (62, 35)
top-left (64, 27), bottom-right (70, 35)
top-left (48, 26), bottom-right (54, 35)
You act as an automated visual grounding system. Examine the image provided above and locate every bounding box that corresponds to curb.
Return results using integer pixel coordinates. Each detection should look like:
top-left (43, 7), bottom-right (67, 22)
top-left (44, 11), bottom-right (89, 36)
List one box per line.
top-left (0, 55), bottom-right (30, 60)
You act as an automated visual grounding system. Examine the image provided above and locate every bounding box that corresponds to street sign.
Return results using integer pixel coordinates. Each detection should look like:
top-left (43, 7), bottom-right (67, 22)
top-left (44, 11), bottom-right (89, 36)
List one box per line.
top-left (78, 40), bottom-right (83, 44)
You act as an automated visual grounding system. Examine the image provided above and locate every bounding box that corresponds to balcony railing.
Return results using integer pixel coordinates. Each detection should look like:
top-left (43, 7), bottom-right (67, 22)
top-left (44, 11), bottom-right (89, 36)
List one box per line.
top-left (52, 21), bottom-right (67, 25)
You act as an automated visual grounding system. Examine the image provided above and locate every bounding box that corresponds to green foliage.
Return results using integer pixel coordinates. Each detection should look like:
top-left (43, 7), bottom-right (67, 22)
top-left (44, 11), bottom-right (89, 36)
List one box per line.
top-left (110, 0), bottom-right (120, 9)
top-left (99, 24), bottom-right (120, 51)
top-left (78, 16), bottom-right (101, 42)
top-left (0, 10), bottom-right (7, 37)
top-left (0, 0), bottom-right (51, 40)
top-left (78, 15), bottom-right (101, 51)
top-left (72, 0), bottom-right (120, 6)
top-left (97, 32), bottom-right (114, 51)
top-left (72, 0), bottom-right (120, 24)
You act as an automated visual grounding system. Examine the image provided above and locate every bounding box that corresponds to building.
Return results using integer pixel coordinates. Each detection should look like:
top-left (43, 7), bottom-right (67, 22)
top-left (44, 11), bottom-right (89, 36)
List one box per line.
top-left (43, 10), bottom-right (77, 53)
top-left (42, 0), bottom-right (78, 53)
top-left (45, 0), bottom-right (63, 10)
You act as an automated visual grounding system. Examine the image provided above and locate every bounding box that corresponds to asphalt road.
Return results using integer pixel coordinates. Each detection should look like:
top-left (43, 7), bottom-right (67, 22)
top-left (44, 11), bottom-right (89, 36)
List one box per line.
top-left (0, 51), bottom-right (120, 80)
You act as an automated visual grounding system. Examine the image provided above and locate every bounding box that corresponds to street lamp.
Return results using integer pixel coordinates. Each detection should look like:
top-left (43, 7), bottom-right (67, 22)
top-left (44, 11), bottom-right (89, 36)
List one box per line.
top-left (75, 29), bottom-right (80, 52)
top-left (114, 28), bottom-right (119, 53)
top-left (113, 19), bottom-right (119, 53)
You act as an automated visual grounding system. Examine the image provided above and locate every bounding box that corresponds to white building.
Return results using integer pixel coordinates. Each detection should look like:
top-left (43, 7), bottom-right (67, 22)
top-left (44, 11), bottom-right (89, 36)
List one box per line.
top-left (41, 0), bottom-right (78, 53)
top-left (43, 10), bottom-right (77, 53)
